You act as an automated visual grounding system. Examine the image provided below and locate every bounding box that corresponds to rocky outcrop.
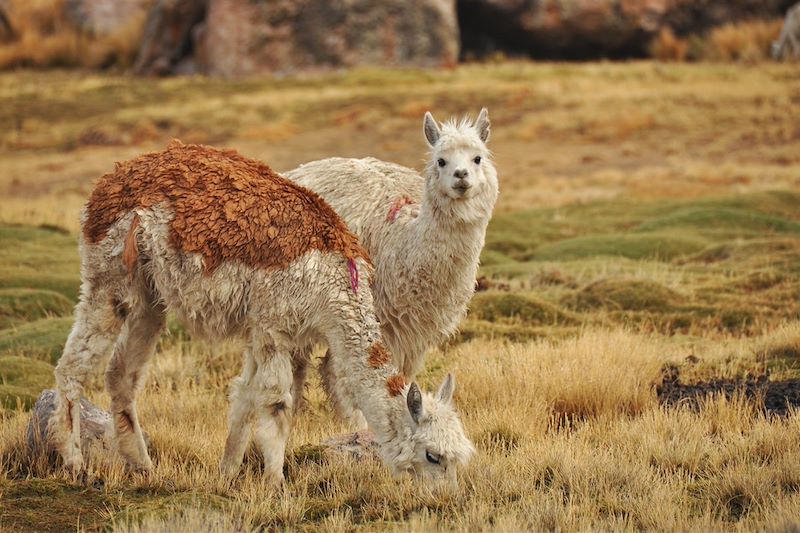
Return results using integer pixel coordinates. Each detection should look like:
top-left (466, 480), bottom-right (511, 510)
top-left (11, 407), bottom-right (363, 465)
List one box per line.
top-left (458, 0), bottom-right (797, 59)
top-left (64, 0), bottom-right (152, 36)
top-left (198, 0), bottom-right (458, 77)
top-left (133, 0), bottom-right (208, 76)
top-left (0, 0), bottom-right (13, 42)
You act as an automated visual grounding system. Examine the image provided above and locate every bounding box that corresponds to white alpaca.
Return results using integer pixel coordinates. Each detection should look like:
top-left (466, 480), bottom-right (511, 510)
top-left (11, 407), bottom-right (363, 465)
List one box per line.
top-left (49, 141), bottom-right (474, 487)
top-left (287, 109), bottom-right (497, 423)
top-left (774, 3), bottom-right (800, 60)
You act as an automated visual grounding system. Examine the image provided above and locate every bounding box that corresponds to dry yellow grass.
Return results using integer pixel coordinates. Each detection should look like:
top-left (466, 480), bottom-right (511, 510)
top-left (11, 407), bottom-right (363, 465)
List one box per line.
top-left (3, 329), bottom-right (800, 530)
top-left (703, 20), bottom-right (785, 62)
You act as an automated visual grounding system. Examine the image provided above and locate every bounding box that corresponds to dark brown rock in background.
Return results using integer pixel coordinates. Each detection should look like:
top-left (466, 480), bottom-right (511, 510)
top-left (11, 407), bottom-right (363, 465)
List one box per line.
top-left (0, 0), bottom-right (13, 42)
top-left (458, 0), bottom-right (797, 60)
top-left (198, 0), bottom-right (459, 77)
top-left (134, 0), bottom-right (208, 76)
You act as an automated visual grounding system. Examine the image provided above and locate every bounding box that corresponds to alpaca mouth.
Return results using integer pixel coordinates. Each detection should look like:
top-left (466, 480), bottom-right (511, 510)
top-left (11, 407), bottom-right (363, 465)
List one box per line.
top-left (451, 184), bottom-right (472, 198)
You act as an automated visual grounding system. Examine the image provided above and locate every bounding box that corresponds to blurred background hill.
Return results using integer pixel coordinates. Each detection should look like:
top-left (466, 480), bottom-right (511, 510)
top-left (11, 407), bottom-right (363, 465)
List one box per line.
top-left (0, 0), bottom-right (796, 75)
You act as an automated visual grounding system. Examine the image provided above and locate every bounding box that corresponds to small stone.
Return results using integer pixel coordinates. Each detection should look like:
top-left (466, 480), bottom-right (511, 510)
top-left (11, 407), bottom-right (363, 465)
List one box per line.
top-left (26, 389), bottom-right (115, 466)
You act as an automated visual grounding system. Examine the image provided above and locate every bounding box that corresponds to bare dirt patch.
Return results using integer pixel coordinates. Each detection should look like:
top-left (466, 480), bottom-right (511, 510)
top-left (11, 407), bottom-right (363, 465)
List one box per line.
top-left (658, 366), bottom-right (800, 416)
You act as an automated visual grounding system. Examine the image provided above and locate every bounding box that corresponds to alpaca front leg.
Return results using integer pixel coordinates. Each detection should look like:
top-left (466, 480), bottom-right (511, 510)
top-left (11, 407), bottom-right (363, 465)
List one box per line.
top-left (105, 300), bottom-right (165, 472)
top-left (252, 347), bottom-right (294, 484)
top-left (220, 354), bottom-right (257, 480)
top-left (51, 298), bottom-right (124, 473)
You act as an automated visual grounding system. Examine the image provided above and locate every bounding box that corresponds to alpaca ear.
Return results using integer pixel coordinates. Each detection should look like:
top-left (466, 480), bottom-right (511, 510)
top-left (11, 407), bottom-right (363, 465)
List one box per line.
top-left (437, 373), bottom-right (455, 403)
top-left (423, 112), bottom-right (440, 147)
top-left (475, 107), bottom-right (490, 143)
top-left (407, 382), bottom-right (423, 423)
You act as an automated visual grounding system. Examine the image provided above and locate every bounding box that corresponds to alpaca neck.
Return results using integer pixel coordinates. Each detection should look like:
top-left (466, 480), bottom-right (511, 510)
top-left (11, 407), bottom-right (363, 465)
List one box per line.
top-left (399, 164), bottom-right (496, 279)
top-left (328, 323), bottom-right (412, 470)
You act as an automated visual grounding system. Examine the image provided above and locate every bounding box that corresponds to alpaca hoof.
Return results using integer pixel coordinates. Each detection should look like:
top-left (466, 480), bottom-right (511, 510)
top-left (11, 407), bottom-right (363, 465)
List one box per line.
top-left (128, 456), bottom-right (153, 475)
top-left (219, 461), bottom-right (241, 482)
top-left (62, 453), bottom-right (85, 477)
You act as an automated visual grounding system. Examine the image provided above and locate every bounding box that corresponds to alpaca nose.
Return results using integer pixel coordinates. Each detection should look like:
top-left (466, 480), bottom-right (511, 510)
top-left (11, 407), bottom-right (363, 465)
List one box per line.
top-left (453, 168), bottom-right (469, 180)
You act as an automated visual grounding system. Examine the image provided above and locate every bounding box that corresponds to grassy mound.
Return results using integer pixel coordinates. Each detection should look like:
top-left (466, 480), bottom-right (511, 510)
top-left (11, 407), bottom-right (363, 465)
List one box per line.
top-left (566, 279), bottom-right (682, 312)
top-left (636, 207), bottom-right (800, 237)
top-left (533, 233), bottom-right (708, 261)
top-left (0, 225), bottom-right (80, 301)
top-left (0, 356), bottom-right (54, 412)
top-left (0, 317), bottom-right (73, 364)
top-left (0, 289), bottom-right (74, 329)
top-left (470, 292), bottom-right (576, 325)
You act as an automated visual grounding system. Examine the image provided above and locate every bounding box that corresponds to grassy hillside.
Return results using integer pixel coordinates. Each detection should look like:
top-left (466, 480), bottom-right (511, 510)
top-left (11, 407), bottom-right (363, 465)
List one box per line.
top-left (1, 63), bottom-right (799, 531)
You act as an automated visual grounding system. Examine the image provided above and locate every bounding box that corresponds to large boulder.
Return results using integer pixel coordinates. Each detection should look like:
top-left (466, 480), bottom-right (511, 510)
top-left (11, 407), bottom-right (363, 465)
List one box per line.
top-left (133, 0), bottom-right (208, 76)
top-left (198, 0), bottom-right (459, 77)
top-left (458, 0), bottom-right (796, 59)
top-left (0, 0), bottom-right (13, 42)
top-left (64, 0), bottom-right (152, 36)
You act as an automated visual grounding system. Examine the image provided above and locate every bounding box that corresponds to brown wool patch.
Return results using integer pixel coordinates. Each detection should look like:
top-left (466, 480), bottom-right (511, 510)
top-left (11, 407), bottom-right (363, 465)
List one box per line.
top-left (84, 140), bottom-right (370, 274)
top-left (368, 342), bottom-right (391, 368)
top-left (122, 215), bottom-right (140, 277)
top-left (65, 400), bottom-right (73, 428)
top-left (118, 410), bottom-right (135, 434)
top-left (386, 374), bottom-right (406, 397)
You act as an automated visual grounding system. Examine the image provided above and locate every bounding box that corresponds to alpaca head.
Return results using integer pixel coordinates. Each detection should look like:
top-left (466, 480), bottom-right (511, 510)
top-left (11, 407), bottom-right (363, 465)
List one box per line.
top-left (423, 108), bottom-right (498, 222)
top-left (388, 374), bottom-right (475, 491)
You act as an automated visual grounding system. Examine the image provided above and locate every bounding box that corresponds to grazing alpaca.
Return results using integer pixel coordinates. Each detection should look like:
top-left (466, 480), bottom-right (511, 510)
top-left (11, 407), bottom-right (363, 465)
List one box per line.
top-left (774, 3), bottom-right (800, 60)
top-left (286, 109), bottom-right (497, 424)
top-left (49, 141), bottom-right (474, 486)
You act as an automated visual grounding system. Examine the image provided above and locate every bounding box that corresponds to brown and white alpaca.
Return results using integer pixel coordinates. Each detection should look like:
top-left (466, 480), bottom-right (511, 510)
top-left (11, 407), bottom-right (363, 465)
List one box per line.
top-left (286, 109), bottom-right (497, 425)
top-left (49, 141), bottom-right (474, 486)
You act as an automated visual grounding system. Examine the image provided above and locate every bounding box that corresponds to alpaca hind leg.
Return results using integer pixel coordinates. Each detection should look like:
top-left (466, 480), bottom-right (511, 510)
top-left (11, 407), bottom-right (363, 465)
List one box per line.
top-left (51, 291), bottom-right (125, 472)
top-left (220, 352), bottom-right (258, 480)
top-left (290, 347), bottom-right (310, 414)
top-left (320, 350), bottom-right (367, 430)
top-left (104, 291), bottom-right (166, 471)
top-left (251, 342), bottom-right (294, 484)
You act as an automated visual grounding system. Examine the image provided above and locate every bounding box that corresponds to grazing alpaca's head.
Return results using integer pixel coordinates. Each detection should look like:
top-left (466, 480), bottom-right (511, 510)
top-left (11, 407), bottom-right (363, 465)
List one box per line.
top-left (399, 374), bottom-right (474, 489)
top-left (423, 108), bottom-right (498, 223)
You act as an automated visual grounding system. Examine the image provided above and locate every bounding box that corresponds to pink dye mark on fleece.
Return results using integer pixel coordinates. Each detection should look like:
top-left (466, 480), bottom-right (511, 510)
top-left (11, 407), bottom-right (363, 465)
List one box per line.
top-left (348, 258), bottom-right (359, 293)
top-left (386, 196), bottom-right (414, 223)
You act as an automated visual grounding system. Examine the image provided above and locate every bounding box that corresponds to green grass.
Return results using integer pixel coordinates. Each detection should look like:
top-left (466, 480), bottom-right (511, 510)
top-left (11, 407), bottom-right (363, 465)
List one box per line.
top-left (0, 356), bottom-right (54, 412)
top-left (470, 292), bottom-right (578, 325)
top-left (0, 317), bottom-right (73, 364)
top-left (533, 232), bottom-right (709, 261)
top-left (565, 279), bottom-right (682, 312)
top-left (0, 226), bottom-right (80, 301)
top-left (0, 288), bottom-right (74, 329)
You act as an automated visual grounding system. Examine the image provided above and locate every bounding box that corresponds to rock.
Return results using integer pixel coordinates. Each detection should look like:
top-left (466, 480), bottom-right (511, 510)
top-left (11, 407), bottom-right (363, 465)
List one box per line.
top-left (26, 389), bottom-right (115, 463)
top-left (198, 0), bottom-right (459, 77)
top-left (133, 0), bottom-right (208, 76)
top-left (64, 0), bottom-right (151, 36)
top-left (0, 0), bottom-right (13, 42)
top-left (458, 0), bottom-right (796, 59)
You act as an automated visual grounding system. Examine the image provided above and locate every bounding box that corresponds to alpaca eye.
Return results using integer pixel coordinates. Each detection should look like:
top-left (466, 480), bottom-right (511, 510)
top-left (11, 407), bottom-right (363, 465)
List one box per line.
top-left (473, 156), bottom-right (481, 164)
top-left (425, 451), bottom-right (441, 464)
top-left (437, 158), bottom-right (446, 168)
